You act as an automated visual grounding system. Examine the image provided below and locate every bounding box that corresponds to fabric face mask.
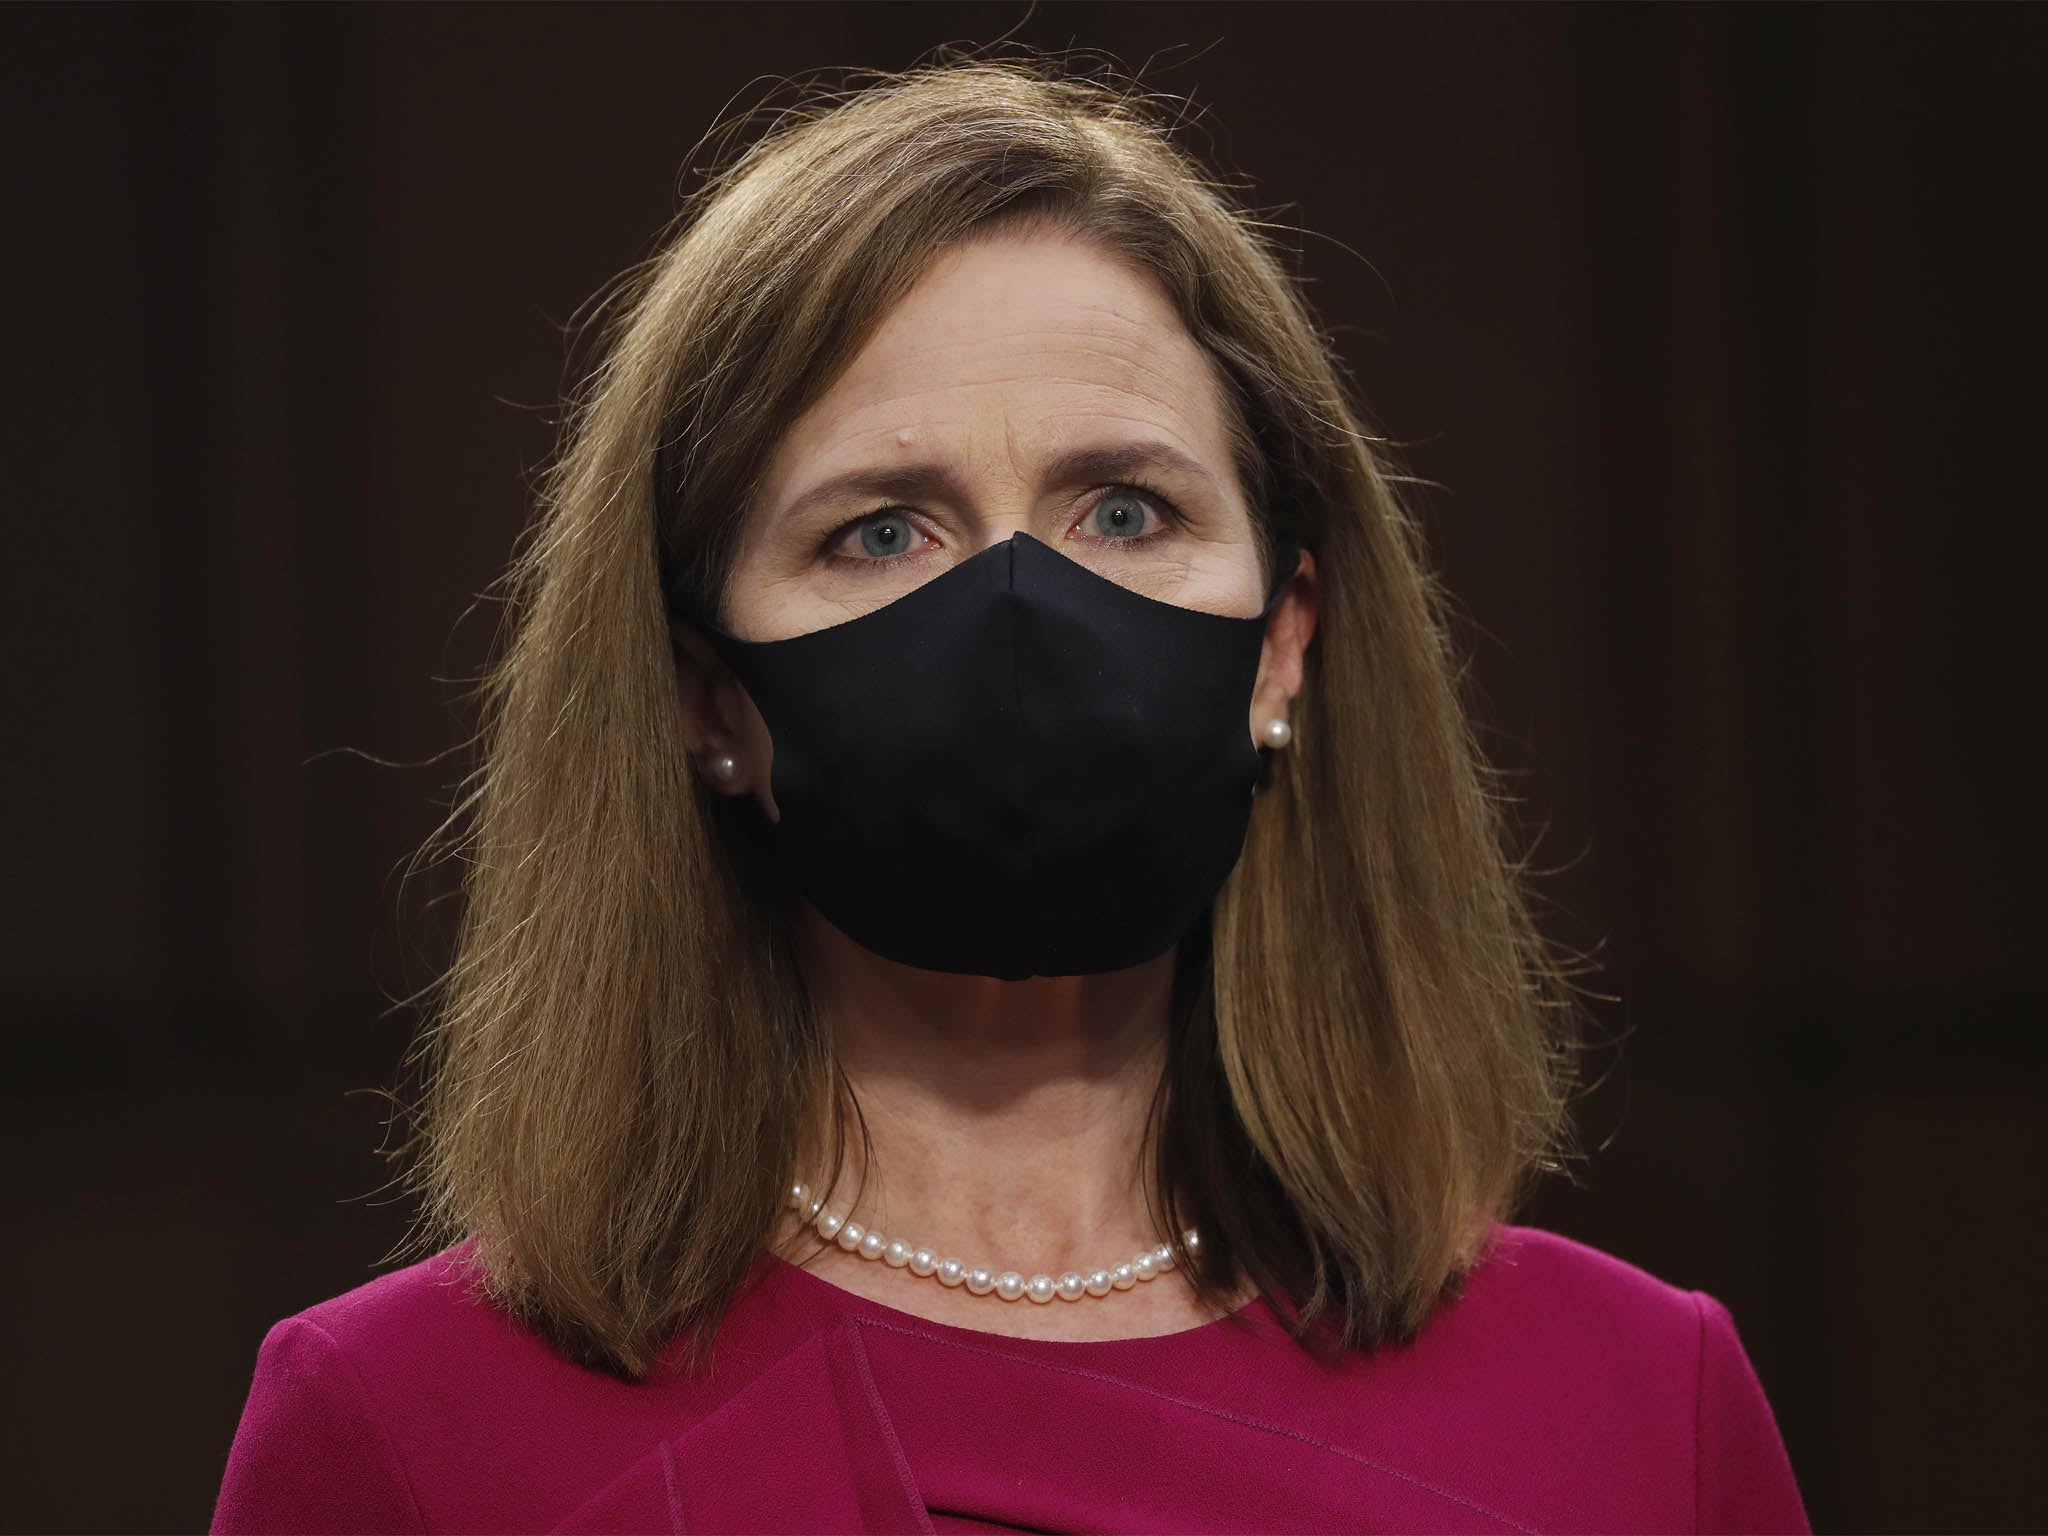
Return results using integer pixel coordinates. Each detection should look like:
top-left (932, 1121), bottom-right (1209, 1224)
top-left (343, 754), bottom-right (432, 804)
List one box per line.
top-left (686, 529), bottom-right (1300, 980)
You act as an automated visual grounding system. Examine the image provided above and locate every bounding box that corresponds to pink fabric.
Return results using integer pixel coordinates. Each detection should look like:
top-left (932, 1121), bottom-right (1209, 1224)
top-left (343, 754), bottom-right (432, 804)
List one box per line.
top-left (211, 1223), bottom-right (1810, 1533)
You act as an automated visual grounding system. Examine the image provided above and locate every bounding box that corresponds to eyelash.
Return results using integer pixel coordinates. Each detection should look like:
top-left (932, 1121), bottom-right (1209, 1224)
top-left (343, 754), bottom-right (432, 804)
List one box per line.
top-left (822, 480), bottom-right (1184, 570)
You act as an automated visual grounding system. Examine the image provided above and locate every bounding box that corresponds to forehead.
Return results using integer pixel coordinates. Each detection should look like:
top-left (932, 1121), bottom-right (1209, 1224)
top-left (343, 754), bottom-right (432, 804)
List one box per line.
top-left (762, 230), bottom-right (1232, 475)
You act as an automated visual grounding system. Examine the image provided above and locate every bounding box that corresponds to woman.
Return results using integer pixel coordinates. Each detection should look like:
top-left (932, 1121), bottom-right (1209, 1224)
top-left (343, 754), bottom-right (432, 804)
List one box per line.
top-left (213, 55), bottom-right (1810, 1534)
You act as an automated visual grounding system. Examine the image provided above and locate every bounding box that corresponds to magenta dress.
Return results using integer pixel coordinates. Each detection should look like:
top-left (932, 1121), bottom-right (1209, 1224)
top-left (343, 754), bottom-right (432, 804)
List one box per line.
top-left (211, 1223), bottom-right (1810, 1533)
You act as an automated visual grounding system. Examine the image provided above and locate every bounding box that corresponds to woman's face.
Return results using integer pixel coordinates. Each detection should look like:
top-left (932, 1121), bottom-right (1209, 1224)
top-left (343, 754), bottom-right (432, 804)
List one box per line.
top-left (678, 225), bottom-right (1316, 821)
top-left (727, 226), bottom-right (1274, 637)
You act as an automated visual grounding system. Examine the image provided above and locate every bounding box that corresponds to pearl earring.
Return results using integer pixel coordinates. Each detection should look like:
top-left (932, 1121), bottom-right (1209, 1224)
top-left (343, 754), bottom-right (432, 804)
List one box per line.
top-left (710, 754), bottom-right (738, 783)
top-left (1261, 717), bottom-right (1293, 750)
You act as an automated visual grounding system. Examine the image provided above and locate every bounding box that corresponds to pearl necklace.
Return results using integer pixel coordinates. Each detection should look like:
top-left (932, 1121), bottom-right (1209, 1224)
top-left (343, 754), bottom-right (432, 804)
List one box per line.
top-left (787, 1181), bottom-right (1200, 1305)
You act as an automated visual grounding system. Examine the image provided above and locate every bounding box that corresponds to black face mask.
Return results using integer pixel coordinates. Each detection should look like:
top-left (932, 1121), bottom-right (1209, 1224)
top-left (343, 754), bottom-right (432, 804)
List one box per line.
top-left (684, 530), bottom-right (1299, 980)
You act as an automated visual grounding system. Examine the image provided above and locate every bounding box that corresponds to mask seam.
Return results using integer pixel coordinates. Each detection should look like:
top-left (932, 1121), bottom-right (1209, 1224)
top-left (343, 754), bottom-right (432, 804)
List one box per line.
top-left (1008, 536), bottom-right (1036, 974)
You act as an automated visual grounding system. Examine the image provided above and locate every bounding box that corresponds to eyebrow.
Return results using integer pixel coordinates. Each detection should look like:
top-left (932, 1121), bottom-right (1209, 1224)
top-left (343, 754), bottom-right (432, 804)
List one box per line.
top-left (777, 440), bottom-right (1225, 525)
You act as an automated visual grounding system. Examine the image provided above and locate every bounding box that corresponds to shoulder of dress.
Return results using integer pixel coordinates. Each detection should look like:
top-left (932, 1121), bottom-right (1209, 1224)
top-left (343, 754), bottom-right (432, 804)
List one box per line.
top-left (285, 1236), bottom-right (519, 1359)
top-left (1456, 1222), bottom-right (1703, 1338)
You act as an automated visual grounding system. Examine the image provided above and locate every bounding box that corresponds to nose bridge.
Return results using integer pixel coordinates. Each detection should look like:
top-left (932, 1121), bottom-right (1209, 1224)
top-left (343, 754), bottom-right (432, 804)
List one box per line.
top-left (960, 427), bottom-right (1053, 555)
top-left (978, 416), bottom-right (1041, 551)
top-left (968, 501), bottom-right (1038, 557)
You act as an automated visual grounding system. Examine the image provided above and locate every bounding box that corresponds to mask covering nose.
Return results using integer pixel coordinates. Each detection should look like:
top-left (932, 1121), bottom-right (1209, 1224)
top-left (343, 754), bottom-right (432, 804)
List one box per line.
top-left (684, 529), bottom-right (1300, 980)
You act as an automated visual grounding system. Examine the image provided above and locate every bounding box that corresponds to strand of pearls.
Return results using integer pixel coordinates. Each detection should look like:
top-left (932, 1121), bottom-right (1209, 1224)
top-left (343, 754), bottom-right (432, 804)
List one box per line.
top-left (788, 1181), bottom-right (1199, 1305)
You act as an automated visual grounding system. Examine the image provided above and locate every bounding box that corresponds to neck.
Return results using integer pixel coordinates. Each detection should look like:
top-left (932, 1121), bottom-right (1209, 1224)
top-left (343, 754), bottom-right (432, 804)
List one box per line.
top-left (785, 901), bottom-right (1182, 1268)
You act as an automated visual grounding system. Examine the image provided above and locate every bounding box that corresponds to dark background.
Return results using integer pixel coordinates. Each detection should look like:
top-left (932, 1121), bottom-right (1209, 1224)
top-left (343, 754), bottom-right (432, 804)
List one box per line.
top-left (3, 3), bottom-right (2041, 1530)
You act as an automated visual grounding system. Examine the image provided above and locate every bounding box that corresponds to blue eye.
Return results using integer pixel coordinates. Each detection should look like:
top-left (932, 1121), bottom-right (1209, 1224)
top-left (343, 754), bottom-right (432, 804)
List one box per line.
top-left (822, 480), bottom-right (1180, 571)
top-left (1088, 489), bottom-right (1155, 540)
top-left (852, 513), bottom-right (917, 560)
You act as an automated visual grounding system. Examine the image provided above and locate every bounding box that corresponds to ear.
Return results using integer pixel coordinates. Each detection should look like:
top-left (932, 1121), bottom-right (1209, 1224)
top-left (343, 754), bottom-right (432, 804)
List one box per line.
top-left (1248, 545), bottom-right (1318, 746)
top-left (670, 620), bottom-right (784, 821)
top-left (670, 620), bottom-right (769, 805)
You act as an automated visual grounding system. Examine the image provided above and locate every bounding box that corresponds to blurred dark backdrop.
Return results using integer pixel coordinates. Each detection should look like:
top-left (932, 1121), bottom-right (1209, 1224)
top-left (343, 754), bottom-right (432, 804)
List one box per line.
top-left (3, 3), bottom-right (2040, 1531)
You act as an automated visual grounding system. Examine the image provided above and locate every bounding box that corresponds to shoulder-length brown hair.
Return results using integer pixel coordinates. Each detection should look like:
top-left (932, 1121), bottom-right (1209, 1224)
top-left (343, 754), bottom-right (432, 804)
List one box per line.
top-left (390, 50), bottom-right (1589, 1381)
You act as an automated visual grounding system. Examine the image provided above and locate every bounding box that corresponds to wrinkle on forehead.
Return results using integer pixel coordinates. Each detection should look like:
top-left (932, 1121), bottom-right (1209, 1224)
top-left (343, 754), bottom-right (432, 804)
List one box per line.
top-left (759, 234), bottom-right (1234, 502)
top-left (810, 353), bottom-right (1213, 467)
top-left (820, 390), bottom-right (1219, 478)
